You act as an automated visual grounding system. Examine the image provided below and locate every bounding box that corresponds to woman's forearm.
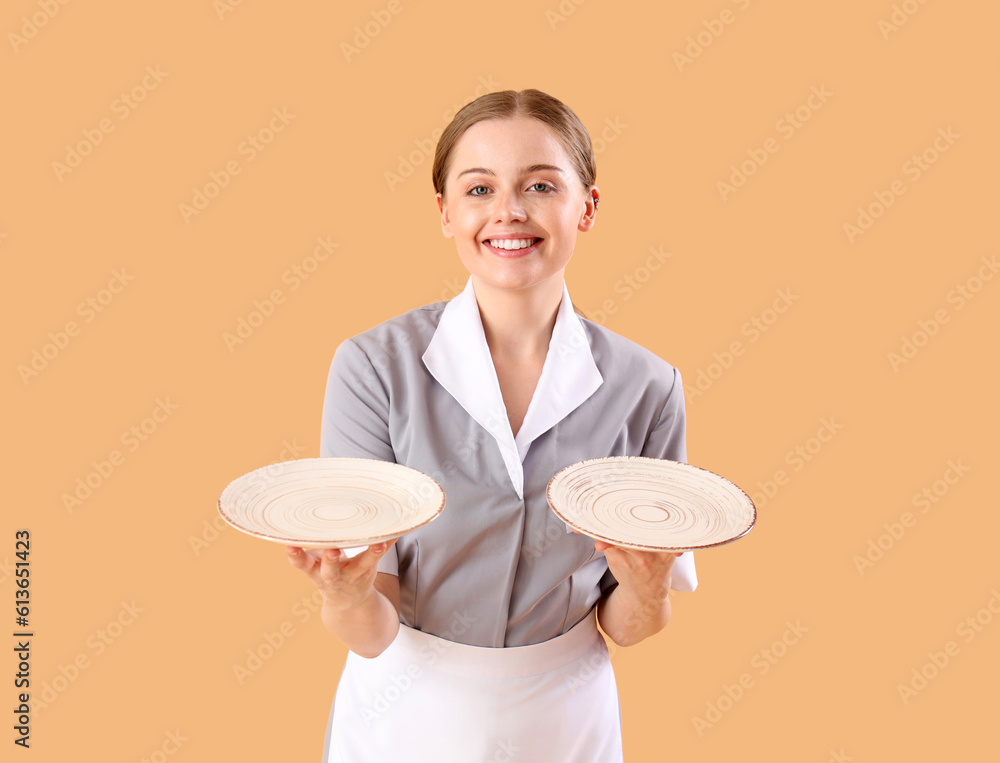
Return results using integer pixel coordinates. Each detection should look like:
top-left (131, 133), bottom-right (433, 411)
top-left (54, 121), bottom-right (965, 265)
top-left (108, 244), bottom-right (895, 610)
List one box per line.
top-left (597, 581), bottom-right (672, 647)
top-left (321, 588), bottom-right (400, 658)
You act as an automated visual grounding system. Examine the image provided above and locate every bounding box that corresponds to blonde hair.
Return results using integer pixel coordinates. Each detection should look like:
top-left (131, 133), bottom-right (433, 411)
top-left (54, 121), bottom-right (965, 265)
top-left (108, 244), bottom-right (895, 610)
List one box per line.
top-left (432, 89), bottom-right (597, 319)
top-left (431, 89), bottom-right (596, 198)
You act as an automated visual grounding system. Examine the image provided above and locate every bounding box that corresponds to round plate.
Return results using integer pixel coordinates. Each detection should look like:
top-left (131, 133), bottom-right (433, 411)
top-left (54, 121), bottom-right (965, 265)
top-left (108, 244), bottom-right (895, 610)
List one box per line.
top-left (218, 457), bottom-right (445, 548)
top-left (546, 456), bottom-right (755, 552)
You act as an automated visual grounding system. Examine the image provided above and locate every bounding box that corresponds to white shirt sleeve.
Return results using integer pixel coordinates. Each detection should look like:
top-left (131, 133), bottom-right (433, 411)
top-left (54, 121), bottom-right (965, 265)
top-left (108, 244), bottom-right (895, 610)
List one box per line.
top-left (320, 338), bottom-right (399, 576)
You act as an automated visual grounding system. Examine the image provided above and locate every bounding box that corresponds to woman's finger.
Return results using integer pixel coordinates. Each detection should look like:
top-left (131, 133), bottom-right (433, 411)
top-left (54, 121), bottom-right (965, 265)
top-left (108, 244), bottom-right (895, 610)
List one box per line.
top-left (357, 538), bottom-right (397, 567)
top-left (287, 546), bottom-right (331, 590)
top-left (289, 540), bottom-right (398, 604)
top-left (339, 541), bottom-right (396, 588)
top-left (318, 547), bottom-right (346, 583)
top-left (286, 546), bottom-right (316, 571)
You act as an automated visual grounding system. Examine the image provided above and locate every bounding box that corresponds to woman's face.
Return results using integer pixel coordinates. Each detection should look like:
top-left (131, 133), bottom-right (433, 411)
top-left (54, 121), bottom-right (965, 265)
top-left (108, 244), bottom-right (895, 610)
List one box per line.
top-left (437, 116), bottom-right (598, 295)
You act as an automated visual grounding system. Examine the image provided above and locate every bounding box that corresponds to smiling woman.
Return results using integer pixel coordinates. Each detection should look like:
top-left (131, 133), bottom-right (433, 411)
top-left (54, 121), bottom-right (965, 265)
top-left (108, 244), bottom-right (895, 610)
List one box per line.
top-left (285, 89), bottom-right (698, 763)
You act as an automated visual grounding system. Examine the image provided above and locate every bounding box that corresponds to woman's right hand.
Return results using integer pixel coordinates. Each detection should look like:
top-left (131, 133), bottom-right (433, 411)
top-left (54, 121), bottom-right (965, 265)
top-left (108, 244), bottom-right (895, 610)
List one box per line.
top-left (285, 540), bottom-right (397, 613)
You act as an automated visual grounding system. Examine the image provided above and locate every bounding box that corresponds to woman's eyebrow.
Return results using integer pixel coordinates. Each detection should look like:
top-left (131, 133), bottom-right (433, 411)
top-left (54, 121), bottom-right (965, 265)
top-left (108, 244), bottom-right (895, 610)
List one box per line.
top-left (457, 164), bottom-right (566, 178)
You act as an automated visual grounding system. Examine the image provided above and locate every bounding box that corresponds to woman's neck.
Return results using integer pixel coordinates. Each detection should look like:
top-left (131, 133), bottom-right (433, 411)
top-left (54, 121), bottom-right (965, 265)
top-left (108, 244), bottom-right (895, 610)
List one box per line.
top-left (471, 274), bottom-right (565, 363)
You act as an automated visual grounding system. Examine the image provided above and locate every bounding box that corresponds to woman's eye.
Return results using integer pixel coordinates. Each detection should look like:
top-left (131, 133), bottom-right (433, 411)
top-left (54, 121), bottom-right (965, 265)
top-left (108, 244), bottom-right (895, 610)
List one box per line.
top-left (467, 183), bottom-right (552, 196)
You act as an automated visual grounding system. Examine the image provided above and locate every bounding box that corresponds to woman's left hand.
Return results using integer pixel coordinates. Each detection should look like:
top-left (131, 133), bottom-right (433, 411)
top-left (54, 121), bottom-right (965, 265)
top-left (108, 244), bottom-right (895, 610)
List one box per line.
top-left (573, 529), bottom-right (682, 645)
top-left (594, 539), bottom-right (681, 604)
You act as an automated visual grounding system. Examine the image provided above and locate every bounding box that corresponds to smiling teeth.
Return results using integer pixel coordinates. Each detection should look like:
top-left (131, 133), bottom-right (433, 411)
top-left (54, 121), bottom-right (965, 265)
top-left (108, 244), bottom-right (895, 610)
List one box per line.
top-left (488, 238), bottom-right (536, 250)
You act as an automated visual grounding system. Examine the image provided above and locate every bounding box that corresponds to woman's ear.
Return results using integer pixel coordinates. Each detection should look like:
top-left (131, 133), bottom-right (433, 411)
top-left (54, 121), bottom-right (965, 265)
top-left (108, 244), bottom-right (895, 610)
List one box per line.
top-left (437, 192), bottom-right (454, 239)
top-left (578, 185), bottom-right (600, 233)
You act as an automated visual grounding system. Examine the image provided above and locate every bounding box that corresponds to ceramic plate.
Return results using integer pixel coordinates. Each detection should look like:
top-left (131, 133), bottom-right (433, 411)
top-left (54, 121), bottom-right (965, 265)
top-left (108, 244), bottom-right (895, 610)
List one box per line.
top-left (218, 457), bottom-right (445, 548)
top-left (546, 456), bottom-right (755, 551)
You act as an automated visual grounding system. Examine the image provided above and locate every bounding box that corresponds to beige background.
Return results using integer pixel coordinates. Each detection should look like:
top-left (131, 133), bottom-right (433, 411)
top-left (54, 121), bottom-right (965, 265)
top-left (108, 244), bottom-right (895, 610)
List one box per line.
top-left (3, 0), bottom-right (998, 760)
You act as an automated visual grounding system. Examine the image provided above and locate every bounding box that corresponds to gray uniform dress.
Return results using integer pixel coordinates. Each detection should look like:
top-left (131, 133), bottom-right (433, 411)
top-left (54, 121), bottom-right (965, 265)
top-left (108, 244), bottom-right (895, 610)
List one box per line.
top-left (319, 276), bottom-right (697, 649)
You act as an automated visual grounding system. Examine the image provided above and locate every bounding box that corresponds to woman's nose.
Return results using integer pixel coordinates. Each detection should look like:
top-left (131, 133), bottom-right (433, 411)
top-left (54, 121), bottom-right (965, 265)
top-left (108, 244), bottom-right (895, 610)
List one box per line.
top-left (492, 189), bottom-right (526, 221)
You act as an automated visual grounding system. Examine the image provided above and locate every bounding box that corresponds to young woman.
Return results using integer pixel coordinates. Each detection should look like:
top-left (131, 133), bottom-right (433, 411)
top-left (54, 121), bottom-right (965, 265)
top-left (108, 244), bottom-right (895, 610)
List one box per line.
top-left (286, 88), bottom-right (698, 762)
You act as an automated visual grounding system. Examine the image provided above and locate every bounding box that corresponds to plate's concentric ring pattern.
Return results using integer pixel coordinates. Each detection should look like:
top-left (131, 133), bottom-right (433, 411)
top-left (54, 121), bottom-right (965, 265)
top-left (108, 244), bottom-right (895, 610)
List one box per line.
top-left (546, 457), bottom-right (755, 551)
top-left (218, 457), bottom-right (445, 548)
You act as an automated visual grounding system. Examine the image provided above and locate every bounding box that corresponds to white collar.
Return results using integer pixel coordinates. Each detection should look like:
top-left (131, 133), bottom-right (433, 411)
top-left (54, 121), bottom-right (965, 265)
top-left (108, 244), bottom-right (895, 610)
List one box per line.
top-left (422, 276), bottom-right (603, 499)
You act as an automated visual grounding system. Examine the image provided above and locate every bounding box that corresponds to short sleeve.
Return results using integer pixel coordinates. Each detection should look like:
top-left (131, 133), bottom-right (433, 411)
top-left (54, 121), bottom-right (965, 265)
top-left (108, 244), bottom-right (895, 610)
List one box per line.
top-left (641, 367), bottom-right (698, 592)
top-left (320, 338), bottom-right (399, 576)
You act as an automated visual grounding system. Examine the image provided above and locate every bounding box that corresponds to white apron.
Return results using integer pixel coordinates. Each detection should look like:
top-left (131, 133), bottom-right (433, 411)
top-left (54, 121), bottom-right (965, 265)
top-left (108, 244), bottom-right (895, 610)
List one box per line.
top-left (322, 609), bottom-right (623, 762)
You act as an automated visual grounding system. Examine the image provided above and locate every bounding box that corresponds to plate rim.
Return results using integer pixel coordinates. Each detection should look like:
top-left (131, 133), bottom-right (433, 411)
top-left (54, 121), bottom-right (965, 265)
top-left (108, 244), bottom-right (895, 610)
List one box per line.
top-left (217, 456), bottom-right (446, 548)
top-left (545, 456), bottom-right (756, 552)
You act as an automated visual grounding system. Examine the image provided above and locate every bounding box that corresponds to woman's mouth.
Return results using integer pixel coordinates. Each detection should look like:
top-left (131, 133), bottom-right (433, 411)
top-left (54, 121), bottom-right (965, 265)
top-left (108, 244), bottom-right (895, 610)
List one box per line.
top-left (483, 238), bottom-right (543, 257)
